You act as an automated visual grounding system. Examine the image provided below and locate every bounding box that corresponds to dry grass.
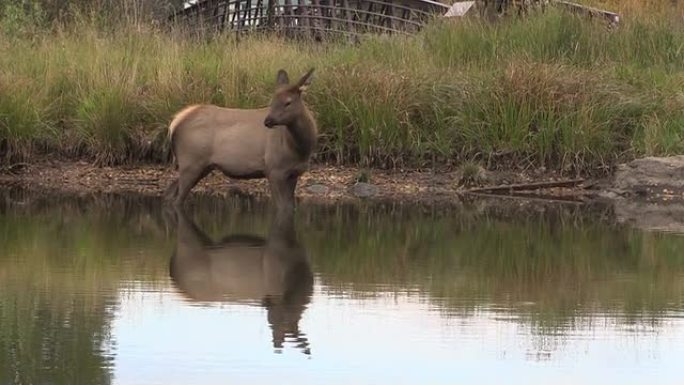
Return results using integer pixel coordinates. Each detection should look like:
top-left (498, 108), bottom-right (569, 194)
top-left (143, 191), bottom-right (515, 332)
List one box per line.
top-left (0, 5), bottom-right (683, 173)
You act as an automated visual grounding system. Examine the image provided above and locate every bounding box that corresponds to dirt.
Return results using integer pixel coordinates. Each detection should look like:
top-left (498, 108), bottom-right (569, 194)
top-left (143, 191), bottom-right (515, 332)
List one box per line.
top-left (6, 158), bottom-right (684, 236)
top-left (0, 159), bottom-right (600, 205)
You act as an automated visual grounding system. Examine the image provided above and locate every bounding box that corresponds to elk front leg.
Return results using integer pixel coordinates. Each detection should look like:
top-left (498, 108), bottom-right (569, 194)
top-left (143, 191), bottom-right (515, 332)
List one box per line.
top-left (164, 179), bottom-right (179, 203)
top-left (268, 173), bottom-right (298, 214)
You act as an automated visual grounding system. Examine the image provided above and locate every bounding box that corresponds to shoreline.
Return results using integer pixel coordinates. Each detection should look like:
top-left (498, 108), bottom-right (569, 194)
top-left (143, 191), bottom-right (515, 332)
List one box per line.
top-left (5, 159), bottom-right (684, 235)
top-left (0, 159), bottom-right (601, 206)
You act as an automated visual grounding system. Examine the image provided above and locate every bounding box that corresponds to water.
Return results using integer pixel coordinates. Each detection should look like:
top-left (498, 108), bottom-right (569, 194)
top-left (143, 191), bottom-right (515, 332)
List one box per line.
top-left (1, 188), bottom-right (684, 385)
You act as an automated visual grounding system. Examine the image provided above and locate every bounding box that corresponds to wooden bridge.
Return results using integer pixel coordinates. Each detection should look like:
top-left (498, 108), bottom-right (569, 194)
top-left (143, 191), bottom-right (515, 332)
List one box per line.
top-left (169, 0), bottom-right (620, 39)
top-left (169, 0), bottom-right (453, 38)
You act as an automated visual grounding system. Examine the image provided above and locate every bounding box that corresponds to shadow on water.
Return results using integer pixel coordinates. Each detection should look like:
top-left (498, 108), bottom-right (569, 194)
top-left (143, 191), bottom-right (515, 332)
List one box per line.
top-left (167, 207), bottom-right (313, 355)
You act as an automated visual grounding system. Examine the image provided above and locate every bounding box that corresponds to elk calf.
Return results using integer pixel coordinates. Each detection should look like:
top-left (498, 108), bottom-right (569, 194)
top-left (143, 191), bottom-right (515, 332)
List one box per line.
top-left (165, 68), bottom-right (318, 213)
top-left (169, 207), bottom-right (313, 354)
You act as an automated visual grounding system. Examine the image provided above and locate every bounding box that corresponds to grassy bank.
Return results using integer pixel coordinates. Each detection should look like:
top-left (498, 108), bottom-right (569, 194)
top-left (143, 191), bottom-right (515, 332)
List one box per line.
top-left (0, 3), bottom-right (683, 173)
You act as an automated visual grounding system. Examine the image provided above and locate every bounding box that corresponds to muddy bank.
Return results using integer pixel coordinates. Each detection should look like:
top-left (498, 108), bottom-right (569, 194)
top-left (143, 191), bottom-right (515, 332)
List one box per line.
top-left (0, 160), bottom-right (597, 205)
top-left (4, 158), bottom-right (684, 235)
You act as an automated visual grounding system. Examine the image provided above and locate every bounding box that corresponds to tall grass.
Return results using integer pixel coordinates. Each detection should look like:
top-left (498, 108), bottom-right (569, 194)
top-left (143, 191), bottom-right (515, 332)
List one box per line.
top-left (0, 3), bottom-right (683, 172)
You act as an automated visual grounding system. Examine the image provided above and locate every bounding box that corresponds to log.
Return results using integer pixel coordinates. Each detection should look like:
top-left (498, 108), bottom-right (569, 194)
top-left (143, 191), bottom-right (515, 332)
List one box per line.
top-left (0, 163), bottom-right (29, 175)
top-left (466, 178), bottom-right (585, 193)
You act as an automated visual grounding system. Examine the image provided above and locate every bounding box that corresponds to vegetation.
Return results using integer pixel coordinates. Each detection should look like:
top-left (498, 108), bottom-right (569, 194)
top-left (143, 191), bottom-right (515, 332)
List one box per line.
top-left (0, 1), bottom-right (683, 173)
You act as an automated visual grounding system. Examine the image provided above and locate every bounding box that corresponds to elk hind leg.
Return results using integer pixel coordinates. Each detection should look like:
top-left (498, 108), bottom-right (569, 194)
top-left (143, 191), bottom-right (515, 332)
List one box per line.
top-left (175, 164), bottom-right (212, 208)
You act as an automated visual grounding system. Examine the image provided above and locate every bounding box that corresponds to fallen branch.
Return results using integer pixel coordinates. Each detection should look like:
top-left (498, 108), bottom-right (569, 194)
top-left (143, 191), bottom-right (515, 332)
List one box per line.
top-left (466, 178), bottom-right (585, 194)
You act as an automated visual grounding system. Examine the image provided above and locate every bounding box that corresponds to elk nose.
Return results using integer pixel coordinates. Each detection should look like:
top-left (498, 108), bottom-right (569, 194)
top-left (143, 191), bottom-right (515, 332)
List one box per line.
top-left (264, 117), bottom-right (275, 128)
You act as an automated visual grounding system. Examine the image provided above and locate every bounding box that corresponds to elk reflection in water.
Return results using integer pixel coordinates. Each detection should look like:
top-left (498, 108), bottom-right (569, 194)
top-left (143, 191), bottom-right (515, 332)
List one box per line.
top-left (168, 208), bottom-right (313, 354)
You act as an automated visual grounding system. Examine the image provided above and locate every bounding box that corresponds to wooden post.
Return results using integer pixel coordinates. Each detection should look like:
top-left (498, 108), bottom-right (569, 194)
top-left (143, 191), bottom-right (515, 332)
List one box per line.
top-left (284, 0), bottom-right (293, 30)
top-left (342, 0), bottom-right (354, 34)
top-left (297, 0), bottom-right (309, 38)
top-left (218, 0), bottom-right (228, 32)
top-left (314, 0), bottom-right (327, 40)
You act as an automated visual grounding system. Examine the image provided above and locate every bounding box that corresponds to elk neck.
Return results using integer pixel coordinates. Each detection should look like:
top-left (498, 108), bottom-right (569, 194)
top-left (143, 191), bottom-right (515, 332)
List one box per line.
top-left (284, 108), bottom-right (317, 159)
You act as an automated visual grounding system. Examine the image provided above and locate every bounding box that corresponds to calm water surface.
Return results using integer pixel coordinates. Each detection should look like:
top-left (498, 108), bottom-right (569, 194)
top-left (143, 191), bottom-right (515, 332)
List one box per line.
top-left (1, 189), bottom-right (684, 385)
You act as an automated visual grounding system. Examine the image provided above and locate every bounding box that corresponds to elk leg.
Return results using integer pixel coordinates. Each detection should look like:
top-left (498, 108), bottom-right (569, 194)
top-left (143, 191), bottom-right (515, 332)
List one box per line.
top-left (175, 204), bottom-right (214, 247)
top-left (161, 203), bottom-right (178, 236)
top-left (269, 175), bottom-right (289, 213)
top-left (164, 179), bottom-right (179, 203)
top-left (286, 174), bottom-right (298, 210)
top-left (269, 173), bottom-right (298, 214)
top-left (175, 165), bottom-right (211, 207)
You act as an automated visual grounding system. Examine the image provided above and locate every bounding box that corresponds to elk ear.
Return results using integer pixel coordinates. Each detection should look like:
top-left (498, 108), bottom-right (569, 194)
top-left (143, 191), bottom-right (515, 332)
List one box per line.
top-left (276, 69), bottom-right (290, 86)
top-left (296, 68), bottom-right (315, 93)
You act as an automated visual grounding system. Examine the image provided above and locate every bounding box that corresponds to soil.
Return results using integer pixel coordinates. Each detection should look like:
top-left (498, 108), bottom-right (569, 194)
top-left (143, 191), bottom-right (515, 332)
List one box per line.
top-left (0, 159), bottom-right (601, 205)
top-left (6, 158), bottom-right (684, 235)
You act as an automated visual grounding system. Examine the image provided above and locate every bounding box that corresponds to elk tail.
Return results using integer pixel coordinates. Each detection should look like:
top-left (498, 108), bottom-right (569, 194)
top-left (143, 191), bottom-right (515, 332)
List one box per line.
top-left (167, 105), bottom-right (202, 171)
top-left (166, 127), bottom-right (178, 171)
top-left (167, 141), bottom-right (178, 171)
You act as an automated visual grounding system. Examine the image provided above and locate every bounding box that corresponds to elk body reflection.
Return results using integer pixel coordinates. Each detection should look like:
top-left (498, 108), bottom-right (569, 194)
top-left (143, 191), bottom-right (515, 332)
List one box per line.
top-left (169, 208), bottom-right (313, 354)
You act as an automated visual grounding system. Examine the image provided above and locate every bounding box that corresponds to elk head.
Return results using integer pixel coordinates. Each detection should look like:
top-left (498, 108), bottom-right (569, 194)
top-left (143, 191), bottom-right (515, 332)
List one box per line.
top-left (264, 68), bottom-right (315, 128)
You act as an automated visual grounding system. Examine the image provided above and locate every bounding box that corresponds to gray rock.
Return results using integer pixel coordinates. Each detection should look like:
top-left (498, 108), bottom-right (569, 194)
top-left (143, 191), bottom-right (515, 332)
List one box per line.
top-left (305, 184), bottom-right (329, 195)
top-left (596, 190), bottom-right (620, 200)
top-left (611, 156), bottom-right (684, 198)
top-left (350, 182), bottom-right (379, 198)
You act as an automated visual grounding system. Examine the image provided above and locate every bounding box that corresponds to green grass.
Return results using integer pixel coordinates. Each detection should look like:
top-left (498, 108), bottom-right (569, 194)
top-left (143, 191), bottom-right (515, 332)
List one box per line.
top-left (0, 5), bottom-right (683, 172)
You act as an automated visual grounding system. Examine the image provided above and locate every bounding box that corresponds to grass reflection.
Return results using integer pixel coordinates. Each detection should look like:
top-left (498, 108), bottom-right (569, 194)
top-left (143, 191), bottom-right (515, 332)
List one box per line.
top-left (0, 189), bottom-right (683, 381)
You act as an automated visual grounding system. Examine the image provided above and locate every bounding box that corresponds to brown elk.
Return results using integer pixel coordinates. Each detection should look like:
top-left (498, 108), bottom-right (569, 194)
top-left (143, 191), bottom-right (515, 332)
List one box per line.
top-left (169, 207), bottom-right (313, 354)
top-left (164, 68), bottom-right (318, 213)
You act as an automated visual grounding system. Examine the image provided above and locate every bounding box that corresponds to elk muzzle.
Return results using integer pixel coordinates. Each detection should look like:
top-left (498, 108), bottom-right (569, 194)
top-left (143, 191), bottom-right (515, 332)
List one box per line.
top-left (264, 116), bottom-right (276, 128)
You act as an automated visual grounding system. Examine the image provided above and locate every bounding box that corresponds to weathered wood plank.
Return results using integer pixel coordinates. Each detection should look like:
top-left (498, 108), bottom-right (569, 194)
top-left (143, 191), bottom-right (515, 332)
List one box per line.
top-left (553, 0), bottom-right (620, 25)
top-left (444, 1), bottom-right (475, 17)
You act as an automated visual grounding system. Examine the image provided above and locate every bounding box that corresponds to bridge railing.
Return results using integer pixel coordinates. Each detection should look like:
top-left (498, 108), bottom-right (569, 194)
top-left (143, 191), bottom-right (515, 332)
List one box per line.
top-left (169, 0), bottom-right (620, 39)
top-left (169, 0), bottom-right (451, 38)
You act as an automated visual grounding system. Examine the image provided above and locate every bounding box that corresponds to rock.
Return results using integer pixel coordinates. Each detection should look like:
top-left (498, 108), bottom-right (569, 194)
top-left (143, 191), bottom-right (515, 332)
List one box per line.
top-left (305, 184), bottom-right (329, 195)
top-left (614, 200), bottom-right (684, 234)
top-left (457, 164), bottom-right (491, 187)
top-left (597, 190), bottom-right (620, 200)
top-left (611, 156), bottom-right (684, 199)
top-left (350, 182), bottom-right (379, 198)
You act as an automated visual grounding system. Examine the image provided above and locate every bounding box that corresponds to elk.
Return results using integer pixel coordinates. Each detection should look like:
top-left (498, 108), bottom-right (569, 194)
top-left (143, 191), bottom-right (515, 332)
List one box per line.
top-left (164, 68), bottom-right (318, 213)
top-left (169, 207), bottom-right (313, 354)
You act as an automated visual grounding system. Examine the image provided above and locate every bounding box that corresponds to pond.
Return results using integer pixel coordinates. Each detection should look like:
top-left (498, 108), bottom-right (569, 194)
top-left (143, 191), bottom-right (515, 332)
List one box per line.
top-left (1, 188), bottom-right (684, 385)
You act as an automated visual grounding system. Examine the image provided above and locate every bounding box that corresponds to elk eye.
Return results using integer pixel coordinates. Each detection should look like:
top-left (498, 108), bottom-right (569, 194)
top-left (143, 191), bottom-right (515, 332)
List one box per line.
top-left (284, 100), bottom-right (292, 107)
